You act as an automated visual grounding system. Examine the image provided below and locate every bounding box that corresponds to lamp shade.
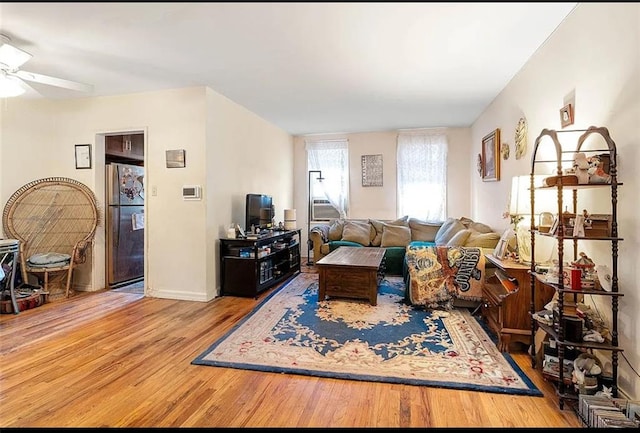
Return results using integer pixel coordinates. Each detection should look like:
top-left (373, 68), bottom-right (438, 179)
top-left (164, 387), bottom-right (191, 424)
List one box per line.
top-left (509, 175), bottom-right (557, 217)
top-left (284, 209), bottom-right (296, 230)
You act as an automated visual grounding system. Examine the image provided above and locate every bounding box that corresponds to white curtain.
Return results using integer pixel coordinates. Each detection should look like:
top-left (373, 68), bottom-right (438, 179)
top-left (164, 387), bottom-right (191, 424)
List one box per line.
top-left (305, 139), bottom-right (349, 218)
top-left (397, 130), bottom-right (448, 222)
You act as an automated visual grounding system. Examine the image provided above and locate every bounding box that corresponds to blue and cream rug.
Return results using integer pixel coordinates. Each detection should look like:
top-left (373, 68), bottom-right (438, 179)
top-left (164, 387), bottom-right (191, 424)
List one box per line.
top-left (193, 273), bottom-right (542, 396)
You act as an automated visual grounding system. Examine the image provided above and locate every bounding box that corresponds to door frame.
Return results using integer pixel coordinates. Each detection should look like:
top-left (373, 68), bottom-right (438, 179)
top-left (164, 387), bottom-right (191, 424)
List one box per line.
top-left (93, 128), bottom-right (147, 294)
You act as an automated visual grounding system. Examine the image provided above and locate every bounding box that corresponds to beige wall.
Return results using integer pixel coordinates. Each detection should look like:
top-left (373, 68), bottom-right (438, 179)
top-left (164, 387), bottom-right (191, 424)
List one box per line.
top-left (206, 88), bottom-right (295, 298)
top-left (471, 3), bottom-right (639, 399)
top-left (293, 127), bottom-right (473, 253)
top-left (0, 86), bottom-right (294, 302)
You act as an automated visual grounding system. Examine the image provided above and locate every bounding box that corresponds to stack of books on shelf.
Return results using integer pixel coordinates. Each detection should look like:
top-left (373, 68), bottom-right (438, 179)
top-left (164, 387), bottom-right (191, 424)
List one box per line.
top-left (579, 395), bottom-right (640, 428)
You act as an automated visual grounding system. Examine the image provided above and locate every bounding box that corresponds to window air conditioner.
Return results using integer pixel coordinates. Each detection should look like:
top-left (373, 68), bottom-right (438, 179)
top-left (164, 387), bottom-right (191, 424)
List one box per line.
top-left (312, 199), bottom-right (340, 221)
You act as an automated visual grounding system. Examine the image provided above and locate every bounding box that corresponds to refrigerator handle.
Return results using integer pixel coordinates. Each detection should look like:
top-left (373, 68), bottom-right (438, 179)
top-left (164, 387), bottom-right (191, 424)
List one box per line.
top-left (106, 164), bottom-right (119, 206)
top-left (115, 206), bottom-right (120, 248)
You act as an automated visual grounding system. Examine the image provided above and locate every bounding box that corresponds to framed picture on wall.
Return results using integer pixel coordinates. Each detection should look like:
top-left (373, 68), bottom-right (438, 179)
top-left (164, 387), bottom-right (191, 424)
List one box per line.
top-left (481, 128), bottom-right (500, 182)
top-left (560, 104), bottom-right (574, 128)
top-left (75, 144), bottom-right (92, 169)
top-left (361, 154), bottom-right (383, 187)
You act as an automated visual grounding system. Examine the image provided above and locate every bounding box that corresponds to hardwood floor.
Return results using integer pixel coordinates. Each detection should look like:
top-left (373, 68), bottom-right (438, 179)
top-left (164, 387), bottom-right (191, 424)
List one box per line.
top-left (0, 266), bottom-right (581, 428)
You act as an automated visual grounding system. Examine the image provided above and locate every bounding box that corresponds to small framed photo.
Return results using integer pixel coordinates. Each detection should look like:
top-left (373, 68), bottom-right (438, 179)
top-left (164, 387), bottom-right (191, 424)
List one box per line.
top-left (75, 144), bottom-right (92, 169)
top-left (493, 227), bottom-right (515, 259)
top-left (560, 103), bottom-right (574, 128)
top-left (481, 128), bottom-right (500, 182)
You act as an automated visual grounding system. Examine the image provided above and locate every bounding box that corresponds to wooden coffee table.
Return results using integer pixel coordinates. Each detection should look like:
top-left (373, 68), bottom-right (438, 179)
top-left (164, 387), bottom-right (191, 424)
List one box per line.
top-left (316, 246), bottom-right (386, 306)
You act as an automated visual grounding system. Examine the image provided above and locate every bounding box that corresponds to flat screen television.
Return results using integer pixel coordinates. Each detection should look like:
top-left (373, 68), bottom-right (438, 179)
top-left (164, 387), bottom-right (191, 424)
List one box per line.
top-left (245, 193), bottom-right (273, 231)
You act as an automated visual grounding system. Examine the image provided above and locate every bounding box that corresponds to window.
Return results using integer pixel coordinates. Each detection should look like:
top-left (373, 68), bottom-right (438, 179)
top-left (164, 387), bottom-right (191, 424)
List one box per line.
top-left (305, 138), bottom-right (349, 218)
top-left (397, 131), bottom-right (448, 221)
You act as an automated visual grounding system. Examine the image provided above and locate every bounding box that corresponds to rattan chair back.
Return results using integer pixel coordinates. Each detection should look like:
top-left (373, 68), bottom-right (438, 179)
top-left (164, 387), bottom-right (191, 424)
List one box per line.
top-left (2, 177), bottom-right (100, 298)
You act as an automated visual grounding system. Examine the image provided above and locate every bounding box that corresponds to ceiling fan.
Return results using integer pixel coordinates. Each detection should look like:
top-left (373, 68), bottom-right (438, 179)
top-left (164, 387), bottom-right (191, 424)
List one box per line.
top-left (0, 34), bottom-right (93, 97)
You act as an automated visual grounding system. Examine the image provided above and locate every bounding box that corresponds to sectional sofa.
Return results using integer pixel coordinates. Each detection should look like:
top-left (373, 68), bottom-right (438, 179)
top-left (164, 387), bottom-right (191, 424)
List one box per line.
top-left (309, 216), bottom-right (501, 275)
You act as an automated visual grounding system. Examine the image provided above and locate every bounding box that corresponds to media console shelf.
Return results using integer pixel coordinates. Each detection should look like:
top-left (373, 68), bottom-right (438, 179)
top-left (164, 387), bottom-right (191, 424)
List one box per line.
top-left (220, 229), bottom-right (301, 298)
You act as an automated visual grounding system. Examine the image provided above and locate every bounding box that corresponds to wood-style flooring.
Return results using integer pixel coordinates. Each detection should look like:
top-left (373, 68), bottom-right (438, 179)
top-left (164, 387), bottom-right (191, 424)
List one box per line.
top-left (0, 266), bottom-right (581, 428)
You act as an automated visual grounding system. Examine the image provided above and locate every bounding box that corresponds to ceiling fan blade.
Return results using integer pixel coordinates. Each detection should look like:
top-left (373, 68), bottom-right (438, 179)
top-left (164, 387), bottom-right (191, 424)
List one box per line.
top-left (12, 69), bottom-right (93, 93)
top-left (0, 35), bottom-right (32, 69)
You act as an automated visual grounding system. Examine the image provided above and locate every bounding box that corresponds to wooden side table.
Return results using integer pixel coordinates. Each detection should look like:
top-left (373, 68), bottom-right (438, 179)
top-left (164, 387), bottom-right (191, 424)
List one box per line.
top-left (482, 254), bottom-right (555, 352)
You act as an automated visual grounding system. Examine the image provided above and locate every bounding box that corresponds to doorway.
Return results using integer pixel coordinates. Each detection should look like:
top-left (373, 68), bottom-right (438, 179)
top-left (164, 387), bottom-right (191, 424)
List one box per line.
top-left (103, 132), bottom-right (146, 294)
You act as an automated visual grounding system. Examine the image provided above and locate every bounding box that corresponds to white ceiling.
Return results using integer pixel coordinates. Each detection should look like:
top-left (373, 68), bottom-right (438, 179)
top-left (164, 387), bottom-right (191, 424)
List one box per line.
top-left (0, 2), bottom-right (577, 135)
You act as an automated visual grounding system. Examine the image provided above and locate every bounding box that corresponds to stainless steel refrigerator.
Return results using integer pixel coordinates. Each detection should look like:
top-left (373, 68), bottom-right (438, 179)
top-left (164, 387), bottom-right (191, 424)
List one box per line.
top-left (106, 162), bottom-right (145, 288)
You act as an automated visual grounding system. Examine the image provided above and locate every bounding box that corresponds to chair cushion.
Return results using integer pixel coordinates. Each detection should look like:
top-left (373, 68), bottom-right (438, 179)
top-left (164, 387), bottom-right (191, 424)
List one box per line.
top-left (27, 252), bottom-right (71, 268)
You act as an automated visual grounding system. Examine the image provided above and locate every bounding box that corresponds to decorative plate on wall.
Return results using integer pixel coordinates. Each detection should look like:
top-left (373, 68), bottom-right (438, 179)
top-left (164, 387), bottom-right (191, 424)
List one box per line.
top-left (501, 142), bottom-right (510, 160)
top-left (515, 117), bottom-right (527, 160)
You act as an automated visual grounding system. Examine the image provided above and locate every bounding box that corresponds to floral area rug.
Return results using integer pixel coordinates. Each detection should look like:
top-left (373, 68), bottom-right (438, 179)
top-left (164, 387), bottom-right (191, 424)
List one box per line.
top-left (192, 273), bottom-right (542, 396)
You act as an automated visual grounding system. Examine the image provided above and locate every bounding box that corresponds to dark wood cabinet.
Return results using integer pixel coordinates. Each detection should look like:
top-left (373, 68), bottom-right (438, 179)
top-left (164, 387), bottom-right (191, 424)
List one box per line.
top-left (220, 229), bottom-right (301, 298)
top-left (483, 253), bottom-right (555, 352)
top-left (106, 133), bottom-right (144, 161)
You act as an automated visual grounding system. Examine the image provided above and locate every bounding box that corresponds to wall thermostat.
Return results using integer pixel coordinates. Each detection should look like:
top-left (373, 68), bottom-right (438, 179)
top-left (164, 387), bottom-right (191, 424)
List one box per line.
top-left (182, 185), bottom-right (202, 200)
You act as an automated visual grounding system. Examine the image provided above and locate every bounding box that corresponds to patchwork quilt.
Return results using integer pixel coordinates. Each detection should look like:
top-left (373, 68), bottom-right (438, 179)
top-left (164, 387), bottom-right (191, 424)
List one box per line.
top-left (404, 245), bottom-right (485, 310)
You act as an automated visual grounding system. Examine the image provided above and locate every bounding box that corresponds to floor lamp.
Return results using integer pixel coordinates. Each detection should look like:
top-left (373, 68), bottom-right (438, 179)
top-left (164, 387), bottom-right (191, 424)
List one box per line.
top-left (307, 170), bottom-right (324, 265)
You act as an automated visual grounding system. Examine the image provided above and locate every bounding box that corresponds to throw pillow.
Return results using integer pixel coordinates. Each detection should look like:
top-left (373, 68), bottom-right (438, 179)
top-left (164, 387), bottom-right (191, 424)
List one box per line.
top-left (380, 223), bottom-right (411, 247)
top-left (369, 219), bottom-right (384, 246)
top-left (469, 221), bottom-right (494, 234)
top-left (389, 215), bottom-right (409, 226)
top-left (408, 218), bottom-right (442, 242)
top-left (464, 230), bottom-right (501, 248)
top-left (328, 219), bottom-right (345, 241)
top-left (434, 218), bottom-right (465, 246)
top-left (341, 220), bottom-right (371, 246)
top-left (459, 216), bottom-right (474, 228)
top-left (446, 229), bottom-right (472, 247)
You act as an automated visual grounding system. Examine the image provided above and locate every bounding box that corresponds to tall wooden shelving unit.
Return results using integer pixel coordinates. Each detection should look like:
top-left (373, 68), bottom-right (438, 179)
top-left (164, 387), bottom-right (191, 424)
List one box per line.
top-left (528, 126), bottom-right (623, 410)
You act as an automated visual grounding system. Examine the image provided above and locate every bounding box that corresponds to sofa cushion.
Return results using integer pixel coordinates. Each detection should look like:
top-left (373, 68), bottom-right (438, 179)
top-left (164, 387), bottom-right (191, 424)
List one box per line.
top-left (459, 216), bottom-right (474, 228)
top-left (383, 246), bottom-right (405, 275)
top-left (328, 219), bottom-right (345, 241)
top-left (369, 219), bottom-right (384, 246)
top-left (341, 220), bottom-right (371, 246)
top-left (328, 240), bottom-right (363, 252)
top-left (446, 229), bottom-right (472, 247)
top-left (320, 243), bottom-right (331, 255)
top-left (469, 221), bottom-right (494, 234)
top-left (434, 217), bottom-right (465, 245)
top-left (408, 240), bottom-right (436, 248)
top-left (408, 218), bottom-right (442, 242)
top-left (464, 230), bottom-right (500, 248)
top-left (389, 215), bottom-right (409, 226)
top-left (381, 223), bottom-right (412, 247)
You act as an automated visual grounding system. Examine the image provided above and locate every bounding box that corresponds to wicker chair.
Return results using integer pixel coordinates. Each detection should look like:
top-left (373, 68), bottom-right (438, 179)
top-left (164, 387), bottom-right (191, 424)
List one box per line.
top-left (2, 177), bottom-right (100, 298)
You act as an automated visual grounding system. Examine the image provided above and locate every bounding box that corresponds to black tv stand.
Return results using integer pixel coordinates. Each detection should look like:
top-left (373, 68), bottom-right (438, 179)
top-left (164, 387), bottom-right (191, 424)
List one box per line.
top-left (220, 229), bottom-right (301, 298)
